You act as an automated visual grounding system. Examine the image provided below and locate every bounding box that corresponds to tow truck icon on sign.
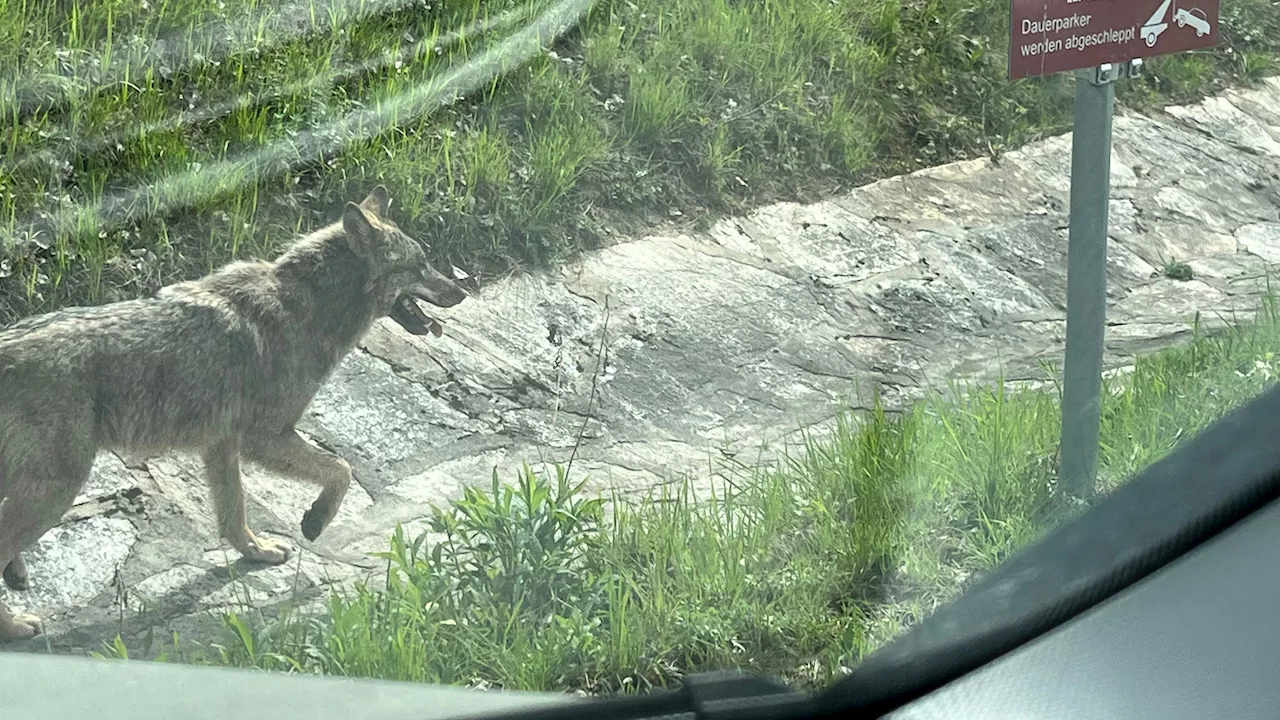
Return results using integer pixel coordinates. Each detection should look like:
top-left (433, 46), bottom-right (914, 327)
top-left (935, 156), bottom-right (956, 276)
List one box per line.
top-left (1142, 0), bottom-right (1212, 47)
top-left (1141, 0), bottom-right (1173, 46)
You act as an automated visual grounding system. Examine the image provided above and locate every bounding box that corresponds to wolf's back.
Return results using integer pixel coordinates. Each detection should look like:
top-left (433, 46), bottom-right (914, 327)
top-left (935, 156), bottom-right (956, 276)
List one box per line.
top-left (0, 293), bottom-right (264, 453)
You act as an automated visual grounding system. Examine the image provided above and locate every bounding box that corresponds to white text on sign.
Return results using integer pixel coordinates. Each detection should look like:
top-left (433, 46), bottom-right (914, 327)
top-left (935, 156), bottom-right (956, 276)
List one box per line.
top-left (1019, 14), bottom-right (1137, 59)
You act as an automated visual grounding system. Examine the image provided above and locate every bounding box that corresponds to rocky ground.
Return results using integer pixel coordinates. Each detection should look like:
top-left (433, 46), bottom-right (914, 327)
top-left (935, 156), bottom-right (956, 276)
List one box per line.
top-left (4, 76), bottom-right (1280, 655)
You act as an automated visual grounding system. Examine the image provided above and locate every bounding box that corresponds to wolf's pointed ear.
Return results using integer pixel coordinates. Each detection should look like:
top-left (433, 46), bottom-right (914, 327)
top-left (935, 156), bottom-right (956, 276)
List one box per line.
top-left (359, 185), bottom-right (391, 218)
top-left (342, 202), bottom-right (378, 254)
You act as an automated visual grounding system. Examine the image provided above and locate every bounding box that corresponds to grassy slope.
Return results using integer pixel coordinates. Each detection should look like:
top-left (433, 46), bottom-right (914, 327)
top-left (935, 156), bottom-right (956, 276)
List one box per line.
top-left (100, 296), bottom-right (1280, 694)
top-left (1, 0), bottom-right (1278, 322)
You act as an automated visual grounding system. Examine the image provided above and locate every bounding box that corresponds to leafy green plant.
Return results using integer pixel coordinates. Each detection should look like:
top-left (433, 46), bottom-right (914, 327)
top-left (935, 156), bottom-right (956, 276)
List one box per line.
top-left (409, 462), bottom-right (609, 624)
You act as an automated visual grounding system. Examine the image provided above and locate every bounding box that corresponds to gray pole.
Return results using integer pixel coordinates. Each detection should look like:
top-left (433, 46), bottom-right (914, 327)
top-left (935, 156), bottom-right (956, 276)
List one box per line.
top-left (1060, 64), bottom-right (1118, 502)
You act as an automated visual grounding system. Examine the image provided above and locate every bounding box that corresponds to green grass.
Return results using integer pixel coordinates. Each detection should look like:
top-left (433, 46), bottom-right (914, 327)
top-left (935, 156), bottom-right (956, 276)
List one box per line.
top-left (2, 0), bottom-right (1279, 321)
top-left (93, 293), bottom-right (1280, 694)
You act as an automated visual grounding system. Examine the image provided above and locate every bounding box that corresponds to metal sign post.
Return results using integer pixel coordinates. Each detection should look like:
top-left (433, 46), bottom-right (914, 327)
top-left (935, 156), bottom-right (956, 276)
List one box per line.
top-left (1060, 62), bottom-right (1125, 500)
top-left (1009, 0), bottom-right (1220, 499)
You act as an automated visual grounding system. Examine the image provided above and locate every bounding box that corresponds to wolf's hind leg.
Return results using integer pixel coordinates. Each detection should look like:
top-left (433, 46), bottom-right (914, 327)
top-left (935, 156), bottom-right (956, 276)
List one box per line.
top-left (0, 426), bottom-right (94, 641)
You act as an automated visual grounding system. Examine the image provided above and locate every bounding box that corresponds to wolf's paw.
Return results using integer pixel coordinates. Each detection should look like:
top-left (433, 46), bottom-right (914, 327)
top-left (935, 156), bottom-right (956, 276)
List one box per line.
top-left (3, 556), bottom-right (30, 591)
top-left (300, 501), bottom-right (332, 542)
top-left (0, 613), bottom-right (43, 641)
top-left (244, 537), bottom-right (293, 565)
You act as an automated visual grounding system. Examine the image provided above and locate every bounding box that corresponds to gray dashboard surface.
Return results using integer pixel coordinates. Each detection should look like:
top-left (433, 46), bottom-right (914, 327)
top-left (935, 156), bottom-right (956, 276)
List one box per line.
top-left (0, 648), bottom-right (578, 720)
top-left (887, 495), bottom-right (1280, 719)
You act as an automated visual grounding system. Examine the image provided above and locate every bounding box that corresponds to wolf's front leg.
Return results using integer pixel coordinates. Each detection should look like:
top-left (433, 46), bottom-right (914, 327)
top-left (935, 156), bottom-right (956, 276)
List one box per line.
top-left (202, 439), bottom-right (293, 564)
top-left (242, 429), bottom-right (352, 542)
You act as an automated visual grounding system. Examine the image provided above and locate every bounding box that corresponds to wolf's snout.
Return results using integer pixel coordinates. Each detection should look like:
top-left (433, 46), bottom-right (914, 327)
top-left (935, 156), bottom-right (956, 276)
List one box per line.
top-left (414, 265), bottom-right (467, 308)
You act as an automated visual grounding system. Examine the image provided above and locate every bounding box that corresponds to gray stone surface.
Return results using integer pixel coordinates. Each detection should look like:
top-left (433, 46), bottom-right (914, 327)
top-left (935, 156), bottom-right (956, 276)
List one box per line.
top-left (5, 76), bottom-right (1280, 654)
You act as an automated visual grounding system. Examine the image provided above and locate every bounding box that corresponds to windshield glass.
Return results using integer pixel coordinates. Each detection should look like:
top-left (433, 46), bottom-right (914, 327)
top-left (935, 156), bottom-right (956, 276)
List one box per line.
top-left (1, 0), bottom-right (1278, 699)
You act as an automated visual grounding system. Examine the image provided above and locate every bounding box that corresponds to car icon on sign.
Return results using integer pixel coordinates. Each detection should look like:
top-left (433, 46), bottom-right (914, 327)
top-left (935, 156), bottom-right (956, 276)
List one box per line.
top-left (1174, 7), bottom-right (1211, 37)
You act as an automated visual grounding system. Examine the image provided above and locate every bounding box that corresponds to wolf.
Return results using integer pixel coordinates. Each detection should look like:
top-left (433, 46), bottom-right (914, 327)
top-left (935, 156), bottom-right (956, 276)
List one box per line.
top-left (0, 186), bottom-right (466, 640)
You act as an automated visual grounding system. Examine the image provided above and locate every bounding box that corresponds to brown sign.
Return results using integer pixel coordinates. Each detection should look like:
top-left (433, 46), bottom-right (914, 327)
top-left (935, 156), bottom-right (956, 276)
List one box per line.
top-left (1010, 0), bottom-right (1220, 79)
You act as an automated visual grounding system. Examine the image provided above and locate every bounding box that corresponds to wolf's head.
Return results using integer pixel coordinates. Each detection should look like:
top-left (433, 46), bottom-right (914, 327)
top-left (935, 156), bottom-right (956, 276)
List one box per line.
top-left (341, 186), bottom-right (467, 337)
